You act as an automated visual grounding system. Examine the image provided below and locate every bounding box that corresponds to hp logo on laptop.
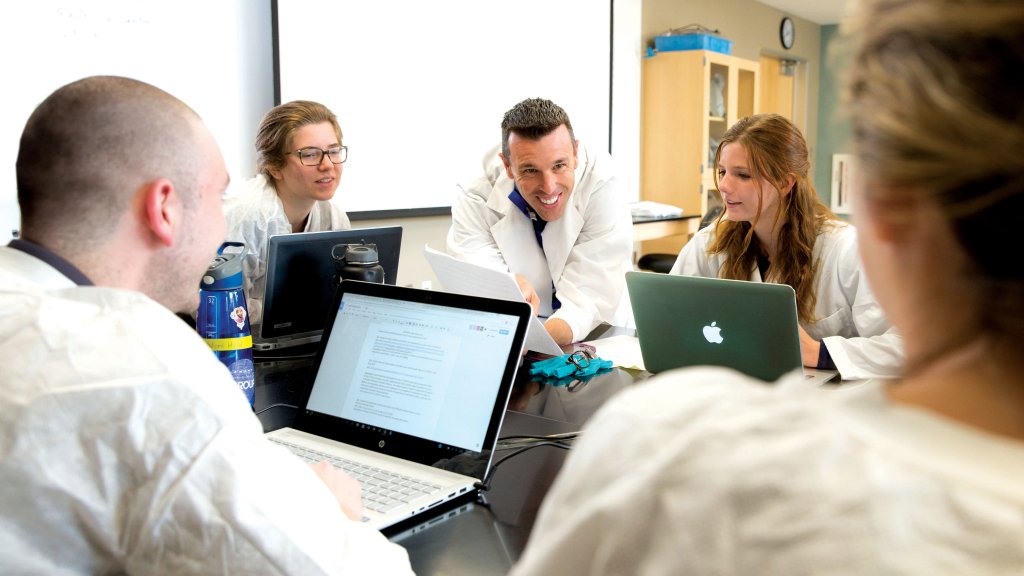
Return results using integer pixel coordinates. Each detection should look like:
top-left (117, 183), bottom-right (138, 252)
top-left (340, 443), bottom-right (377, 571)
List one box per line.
top-left (379, 440), bottom-right (386, 448)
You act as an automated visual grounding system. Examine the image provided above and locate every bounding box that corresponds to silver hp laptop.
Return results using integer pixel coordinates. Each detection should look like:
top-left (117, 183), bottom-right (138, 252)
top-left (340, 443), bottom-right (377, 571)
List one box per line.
top-left (255, 226), bottom-right (402, 351)
top-left (266, 280), bottom-right (531, 529)
top-left (626, 271), bottom-right (838, 383)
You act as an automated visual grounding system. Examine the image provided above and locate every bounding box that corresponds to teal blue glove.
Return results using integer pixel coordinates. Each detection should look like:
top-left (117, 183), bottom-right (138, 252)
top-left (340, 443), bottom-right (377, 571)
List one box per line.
top-left (529, 350), bottom-right (613, 380)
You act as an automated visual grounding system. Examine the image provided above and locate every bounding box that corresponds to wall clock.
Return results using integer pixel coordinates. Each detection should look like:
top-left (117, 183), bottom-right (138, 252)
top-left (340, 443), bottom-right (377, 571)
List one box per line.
top-left (780, 16), bottom-right (795, 50)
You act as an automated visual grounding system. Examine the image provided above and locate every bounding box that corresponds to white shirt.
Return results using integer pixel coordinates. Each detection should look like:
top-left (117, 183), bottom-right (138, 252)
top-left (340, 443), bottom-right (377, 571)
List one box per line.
top-left (224, 174), bottom-right (351, 327)
top-left (0, 247), bottom-right (411, 575)
top-left (513, 367), bottom-right (1024, 576)
top-left (446, 143), bottom-right (634, 341)
top-left (671, 221), bottom-right (902, 379)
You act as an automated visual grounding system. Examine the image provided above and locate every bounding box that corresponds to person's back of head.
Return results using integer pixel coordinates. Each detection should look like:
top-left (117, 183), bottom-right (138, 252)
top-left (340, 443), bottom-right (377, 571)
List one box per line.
top-left (16, 76), bottom-right (229, 313)
top-left (19, 76), bottom-right (198, 250)
top-left (501, 98), bottom-right (577, 162)
top-left (845, 0), bottom-right (1024, 358)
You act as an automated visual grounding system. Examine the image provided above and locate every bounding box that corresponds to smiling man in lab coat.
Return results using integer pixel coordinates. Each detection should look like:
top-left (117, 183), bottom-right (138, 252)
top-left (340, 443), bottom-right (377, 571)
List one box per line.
top-left (447, 98), bottom-right (633, 347)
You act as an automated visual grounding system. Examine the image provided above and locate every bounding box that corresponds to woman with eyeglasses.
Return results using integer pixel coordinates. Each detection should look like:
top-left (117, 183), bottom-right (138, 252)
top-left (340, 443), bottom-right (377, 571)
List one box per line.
top-left (224, 100), bottom-right (351, 327)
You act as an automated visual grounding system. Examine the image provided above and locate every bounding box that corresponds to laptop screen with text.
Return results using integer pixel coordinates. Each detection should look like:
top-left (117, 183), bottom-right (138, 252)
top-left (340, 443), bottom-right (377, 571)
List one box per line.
top-left (306, 291), bottom-right (521, 452)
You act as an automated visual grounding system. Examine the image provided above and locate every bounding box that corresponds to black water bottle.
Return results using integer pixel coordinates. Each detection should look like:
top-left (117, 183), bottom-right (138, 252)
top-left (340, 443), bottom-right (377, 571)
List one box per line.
top-left (338, 244), bottom-right (385, 283)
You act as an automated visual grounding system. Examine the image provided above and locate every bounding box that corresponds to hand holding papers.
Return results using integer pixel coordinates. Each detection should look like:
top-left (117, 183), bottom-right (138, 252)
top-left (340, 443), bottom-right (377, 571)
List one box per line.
top-left (423, 245), bottom-right (563, 356)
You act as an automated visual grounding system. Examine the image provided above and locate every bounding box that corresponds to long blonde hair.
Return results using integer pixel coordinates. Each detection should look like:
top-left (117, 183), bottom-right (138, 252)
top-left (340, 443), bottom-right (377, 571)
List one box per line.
top-left (844, 0), bottom-right (1024, 342)
top-left (707, 114), bottom-right (837, 323)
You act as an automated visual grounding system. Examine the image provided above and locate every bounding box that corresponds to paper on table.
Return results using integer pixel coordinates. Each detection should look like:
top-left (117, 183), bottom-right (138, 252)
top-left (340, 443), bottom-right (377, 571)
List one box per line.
top-left (423, 245), bottom-right (563, 356)
top-left (583, 334), bottom-right (646, 370)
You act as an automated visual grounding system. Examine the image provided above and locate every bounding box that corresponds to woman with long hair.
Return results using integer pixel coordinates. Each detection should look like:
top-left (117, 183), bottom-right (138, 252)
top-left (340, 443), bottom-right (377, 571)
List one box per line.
top-left (671, 113), bottom-right (901, 380)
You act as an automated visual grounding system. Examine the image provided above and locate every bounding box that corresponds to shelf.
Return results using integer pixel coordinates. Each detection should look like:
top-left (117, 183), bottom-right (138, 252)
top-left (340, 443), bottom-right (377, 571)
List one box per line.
top-left (641, 49), bottom-right (760, 255)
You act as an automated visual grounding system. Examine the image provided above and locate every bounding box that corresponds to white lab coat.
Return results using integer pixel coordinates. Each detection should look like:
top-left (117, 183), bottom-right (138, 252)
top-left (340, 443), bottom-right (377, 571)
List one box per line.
top-left (670, 221), bottom-right (902, 379)
top-left (0, 247), bottom-right (411, 575)
top-left (446, 143), bottom-right (634, 341)
top-left (224, 174), bottom-right (351, 327)
top-left (512, 367), bottom-right (1024, 576)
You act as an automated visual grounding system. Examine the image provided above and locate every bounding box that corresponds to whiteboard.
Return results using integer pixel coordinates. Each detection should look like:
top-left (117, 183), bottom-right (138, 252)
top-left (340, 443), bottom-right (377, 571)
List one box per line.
top-left (276, 0), bottom-right (612, 214)
top-left (0, 0), bottom-right (273, 242)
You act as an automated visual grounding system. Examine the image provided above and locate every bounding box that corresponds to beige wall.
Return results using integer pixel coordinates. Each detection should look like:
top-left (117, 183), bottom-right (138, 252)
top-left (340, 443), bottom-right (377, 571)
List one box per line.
top-left (354, 215), bottom-right (451, 289)
top-left (642, 0), bottom-right (822, 157)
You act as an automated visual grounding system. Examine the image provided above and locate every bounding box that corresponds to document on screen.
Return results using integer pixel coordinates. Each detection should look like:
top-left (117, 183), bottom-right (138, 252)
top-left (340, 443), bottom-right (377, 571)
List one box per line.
top-left (341, 324), bottom-right (458, 432)
top-left (307, 292), bottom-right (514, 449)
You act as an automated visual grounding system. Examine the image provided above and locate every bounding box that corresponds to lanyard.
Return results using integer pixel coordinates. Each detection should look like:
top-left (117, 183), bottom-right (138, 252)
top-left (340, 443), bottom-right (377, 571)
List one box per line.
top-left (508, 187), bottom-right (561, 310)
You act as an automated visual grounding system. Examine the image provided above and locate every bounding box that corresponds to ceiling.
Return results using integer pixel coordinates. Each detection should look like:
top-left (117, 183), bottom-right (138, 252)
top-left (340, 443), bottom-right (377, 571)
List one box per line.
top-left (755, 0), bottom-right (851, 25)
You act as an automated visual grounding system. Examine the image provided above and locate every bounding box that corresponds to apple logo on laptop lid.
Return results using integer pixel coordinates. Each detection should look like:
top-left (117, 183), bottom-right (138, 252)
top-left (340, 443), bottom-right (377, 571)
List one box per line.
top-left (703, 321), bottom-right (724, 344)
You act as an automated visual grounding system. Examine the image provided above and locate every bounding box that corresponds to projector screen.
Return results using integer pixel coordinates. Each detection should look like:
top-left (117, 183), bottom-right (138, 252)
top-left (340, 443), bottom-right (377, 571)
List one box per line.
top-left (275, 0), bottom-right (612, 215)
top-left (0, 0), bottom-right (273, 243)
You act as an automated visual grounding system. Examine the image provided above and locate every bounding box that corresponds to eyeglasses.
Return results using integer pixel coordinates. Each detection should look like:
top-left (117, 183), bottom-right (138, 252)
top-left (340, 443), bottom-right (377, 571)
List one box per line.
top-left (568, 350), bottom-right (592, 370)
top-left (292, 145), bottom-right (347, 166)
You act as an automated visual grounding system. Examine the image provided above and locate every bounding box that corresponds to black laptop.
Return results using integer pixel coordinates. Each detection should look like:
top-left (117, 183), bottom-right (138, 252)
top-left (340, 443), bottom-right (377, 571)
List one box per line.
top-left (255, 226), bottom-right (402, 351)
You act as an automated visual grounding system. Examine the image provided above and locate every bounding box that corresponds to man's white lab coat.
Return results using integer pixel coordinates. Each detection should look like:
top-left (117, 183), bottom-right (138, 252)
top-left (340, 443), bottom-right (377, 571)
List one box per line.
top-left (447, 143), bottom-right (634, 341)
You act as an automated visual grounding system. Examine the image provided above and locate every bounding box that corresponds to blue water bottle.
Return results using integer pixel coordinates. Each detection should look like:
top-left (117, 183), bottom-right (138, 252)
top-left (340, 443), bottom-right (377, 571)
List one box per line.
top-left (197, 242), bottom-right (256, 406)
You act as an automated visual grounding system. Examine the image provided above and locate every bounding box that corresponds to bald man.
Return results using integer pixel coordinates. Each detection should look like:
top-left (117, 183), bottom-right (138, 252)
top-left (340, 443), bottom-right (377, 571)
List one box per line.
top-left (0, 77), bottom-right (411, 574)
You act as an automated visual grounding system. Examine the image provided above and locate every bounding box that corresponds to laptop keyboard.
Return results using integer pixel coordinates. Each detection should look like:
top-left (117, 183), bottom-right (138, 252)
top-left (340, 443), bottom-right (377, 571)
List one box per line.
top-left (268, 437), bottom-right (442, 515)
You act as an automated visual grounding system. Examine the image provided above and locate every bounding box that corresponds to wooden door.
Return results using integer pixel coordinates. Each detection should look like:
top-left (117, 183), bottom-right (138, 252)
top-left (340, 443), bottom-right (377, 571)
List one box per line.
top-left (759, 55), bottom-right (795, 121)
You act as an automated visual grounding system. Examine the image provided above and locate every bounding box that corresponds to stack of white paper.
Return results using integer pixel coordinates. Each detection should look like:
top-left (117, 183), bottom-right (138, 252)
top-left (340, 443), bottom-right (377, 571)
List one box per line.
top-left (423, 245), bottom-right (563, 356)
top-left (630, 200), bottom-right (684, 219)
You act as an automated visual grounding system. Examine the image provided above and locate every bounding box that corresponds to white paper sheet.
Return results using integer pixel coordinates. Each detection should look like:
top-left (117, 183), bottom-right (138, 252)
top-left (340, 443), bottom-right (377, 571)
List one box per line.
top-left (583, 334), bottom-right (646, 370)
top-left (423, 245), bottom-right (564, 356)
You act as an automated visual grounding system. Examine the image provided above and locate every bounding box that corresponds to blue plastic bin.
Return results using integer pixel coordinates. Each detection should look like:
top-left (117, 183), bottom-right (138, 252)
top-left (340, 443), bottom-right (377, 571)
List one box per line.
top-left (653, 33), bottom-right (732, 55)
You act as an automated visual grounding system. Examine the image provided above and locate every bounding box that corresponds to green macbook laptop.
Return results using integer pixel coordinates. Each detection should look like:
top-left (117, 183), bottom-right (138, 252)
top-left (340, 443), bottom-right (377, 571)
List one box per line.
top-left (626, 271), bottom-right (838, 383)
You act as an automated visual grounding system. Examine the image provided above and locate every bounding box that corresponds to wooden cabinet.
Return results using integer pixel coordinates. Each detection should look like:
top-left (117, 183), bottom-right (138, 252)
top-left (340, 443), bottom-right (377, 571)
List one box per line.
top-left (640, 50), bottom-right (759, 255)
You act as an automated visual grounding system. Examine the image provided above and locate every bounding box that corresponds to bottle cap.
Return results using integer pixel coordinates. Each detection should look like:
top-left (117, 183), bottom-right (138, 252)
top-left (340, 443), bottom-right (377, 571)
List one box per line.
top-left (344, 245), bottom-right (379, 264)
top-left (200, 242), bottom-right (246, 290)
